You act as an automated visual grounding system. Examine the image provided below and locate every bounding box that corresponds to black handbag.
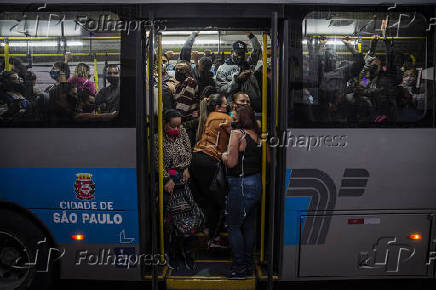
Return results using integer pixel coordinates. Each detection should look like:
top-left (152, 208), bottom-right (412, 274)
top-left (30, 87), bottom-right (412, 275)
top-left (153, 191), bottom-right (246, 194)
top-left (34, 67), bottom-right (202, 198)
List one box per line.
top-left (209, 161), bottom-right (229, 195)
top-left (167, 182), bottom-right (204, 236)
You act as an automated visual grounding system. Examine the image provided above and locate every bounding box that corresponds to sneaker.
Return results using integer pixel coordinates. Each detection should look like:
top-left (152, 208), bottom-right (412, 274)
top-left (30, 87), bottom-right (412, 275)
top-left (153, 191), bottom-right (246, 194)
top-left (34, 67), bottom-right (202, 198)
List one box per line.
top-left (227, 266), bottom-right (247, 280)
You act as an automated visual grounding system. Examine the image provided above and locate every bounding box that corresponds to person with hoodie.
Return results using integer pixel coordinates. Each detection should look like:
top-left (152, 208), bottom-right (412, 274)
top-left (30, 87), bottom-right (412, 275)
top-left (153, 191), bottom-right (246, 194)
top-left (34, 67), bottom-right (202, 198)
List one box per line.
top-left (176, 31), bottom-right (216, 97)
top-left (215, 32), bottom-right (262, 105)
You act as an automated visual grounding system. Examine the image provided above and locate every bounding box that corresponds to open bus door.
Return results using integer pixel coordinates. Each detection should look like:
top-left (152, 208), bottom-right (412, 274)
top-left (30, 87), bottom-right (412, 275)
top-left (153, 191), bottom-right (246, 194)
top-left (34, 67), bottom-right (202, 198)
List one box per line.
top-left (145, 9), bottom-right (284, 289)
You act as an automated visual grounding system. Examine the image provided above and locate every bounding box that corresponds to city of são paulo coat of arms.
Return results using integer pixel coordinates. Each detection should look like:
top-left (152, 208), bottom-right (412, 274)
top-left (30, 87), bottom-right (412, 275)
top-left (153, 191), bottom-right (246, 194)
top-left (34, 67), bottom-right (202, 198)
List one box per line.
top-left (74, 173), bottom-right (95, 200)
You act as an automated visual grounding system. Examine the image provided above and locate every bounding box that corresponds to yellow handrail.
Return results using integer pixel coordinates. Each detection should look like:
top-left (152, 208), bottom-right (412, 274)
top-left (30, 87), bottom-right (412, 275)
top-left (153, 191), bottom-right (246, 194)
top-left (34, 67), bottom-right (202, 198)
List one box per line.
top-left (260, 33), bottom-right (268, 263)
top-left (302, 52), bottom-right (387, 55)
top-left (307, 35), bottom-right (426, 40)
top-left (93, 57), bottom-right (98, 90)
top-left (0, 53), bottom-right (120, 57)
top-left (0, 36), bottom-right (121, 40)
top-left (157, 33), bottom-right (164, 262)
top-left (4, 39), bottom-right (10, 71)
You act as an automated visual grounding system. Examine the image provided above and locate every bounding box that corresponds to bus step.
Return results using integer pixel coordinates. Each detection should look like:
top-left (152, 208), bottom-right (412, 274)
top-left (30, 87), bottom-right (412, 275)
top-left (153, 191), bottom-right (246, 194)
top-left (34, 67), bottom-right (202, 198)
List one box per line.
top-left (166, 260), bottom-right (255, 290)
top-left (255, 264), bottom-right (279, 281)
top-left (144, 265), bottom-right (169, 281)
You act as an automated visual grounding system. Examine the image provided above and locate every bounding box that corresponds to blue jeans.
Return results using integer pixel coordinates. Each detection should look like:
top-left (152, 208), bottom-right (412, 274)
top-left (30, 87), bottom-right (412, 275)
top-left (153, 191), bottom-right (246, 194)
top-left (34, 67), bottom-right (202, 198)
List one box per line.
top-left (225, 173), bottom-right (262, 269)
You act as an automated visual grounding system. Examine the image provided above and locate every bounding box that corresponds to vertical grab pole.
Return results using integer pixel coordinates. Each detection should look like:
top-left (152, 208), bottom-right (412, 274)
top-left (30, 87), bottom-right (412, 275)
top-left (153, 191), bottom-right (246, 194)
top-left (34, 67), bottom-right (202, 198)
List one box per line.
top-left (147, 26), bottom-right (158, 290)
top-left (93, 56), bottom-right (99, 90)
top-left (268, 11), bottom-right (278, 290)
top-left (260, 33), bottom-right (268, 264)
top-left (4, 38), bottom-right (10, 71)
top-left (157, 33), bottom-right (165, 262)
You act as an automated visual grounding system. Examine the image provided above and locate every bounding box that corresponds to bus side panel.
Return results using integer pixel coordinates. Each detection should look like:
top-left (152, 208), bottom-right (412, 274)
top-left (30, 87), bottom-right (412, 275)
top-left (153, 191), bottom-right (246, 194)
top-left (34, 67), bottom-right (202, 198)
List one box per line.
top-left (0, 128), bottom-right (142, 280)
top-left (281, 129), bottom-right (436, 280)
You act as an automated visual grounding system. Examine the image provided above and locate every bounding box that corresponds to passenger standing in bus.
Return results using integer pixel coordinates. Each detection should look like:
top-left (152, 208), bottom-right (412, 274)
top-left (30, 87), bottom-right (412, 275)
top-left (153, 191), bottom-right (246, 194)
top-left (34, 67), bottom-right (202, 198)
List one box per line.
top-left (359, 34), bottom-right (402, 122)
top-left (229, 92), bottom-right (250, 119)
top-left (153, 109), bottom-right (204, 270)
top-left (68, 63), bottom-right (97, 113)
top-left (162, 61), bottom-right (200, 146)
top-left (222, 105), bottom-right (262, 279)
top-left (46, 61), bottom-right (71, 94)
top-left (48, 82), bottom-right (116, 122)
top-left (192, 56), bottom-right (215, 97)
top-left (96, 64), bottom-right (120, 113)
top-left (215, 32), bottom-right (261, 102)
top-left (190, 94), bottom-right (232, 248)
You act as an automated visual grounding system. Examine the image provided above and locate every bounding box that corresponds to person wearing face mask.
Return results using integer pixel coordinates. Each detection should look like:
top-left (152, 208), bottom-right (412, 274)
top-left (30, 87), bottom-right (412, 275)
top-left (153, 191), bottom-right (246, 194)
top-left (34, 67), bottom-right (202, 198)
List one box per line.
top-left (397, 67), bottom-right (420, 121)
top-left (48, 81), bottom-right (117, 123)
top-left (0, 71), bottom-right (32, 121)
top-left (46, 62), bottom-right (70, 90)
top-left (67, 63), bottom-right (97, 113)
top-left (190, 94), bottom-right (232, 249)
top-left (358, 33), bottom-right (403, 122)
top-left (215, 32), bottom-right (261, 100)
top-left (153, 109), bottom-right (204, 270)
top-left (192, 56), bottom-right (215, 97)
top-left (96, 64), bottom-right (120, 113)
top-left (229, 92), bottom-right (250, 120)
top-left (162, 61), bottom-right (199, 116)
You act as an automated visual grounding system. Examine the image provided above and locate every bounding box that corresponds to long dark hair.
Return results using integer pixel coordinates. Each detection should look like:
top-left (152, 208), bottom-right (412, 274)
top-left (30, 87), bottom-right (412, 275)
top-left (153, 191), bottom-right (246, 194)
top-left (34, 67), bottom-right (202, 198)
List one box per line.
top-left (206, 93), bottom-right (224, 112)
top-left (237, 105), bottom-right (260, 135)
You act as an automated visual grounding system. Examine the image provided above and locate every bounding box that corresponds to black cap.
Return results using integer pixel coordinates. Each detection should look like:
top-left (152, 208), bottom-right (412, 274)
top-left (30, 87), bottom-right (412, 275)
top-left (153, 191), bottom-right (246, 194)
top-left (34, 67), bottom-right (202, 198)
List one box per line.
top-left (232, 40), bottom-right (248, 54)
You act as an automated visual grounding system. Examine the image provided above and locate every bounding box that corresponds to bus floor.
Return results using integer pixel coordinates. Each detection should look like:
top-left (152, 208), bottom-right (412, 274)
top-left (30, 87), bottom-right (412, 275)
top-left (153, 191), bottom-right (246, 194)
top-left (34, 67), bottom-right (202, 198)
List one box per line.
top-left (164, 232), bottom-right (256, 290)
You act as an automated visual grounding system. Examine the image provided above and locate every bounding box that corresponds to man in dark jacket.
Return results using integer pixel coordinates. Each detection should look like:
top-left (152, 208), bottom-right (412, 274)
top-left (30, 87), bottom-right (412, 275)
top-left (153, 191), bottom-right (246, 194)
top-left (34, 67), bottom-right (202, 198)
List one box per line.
top-left (177, 32), bottom-right (215, 96)
top-left (215, 32), bottom-right (262, 108)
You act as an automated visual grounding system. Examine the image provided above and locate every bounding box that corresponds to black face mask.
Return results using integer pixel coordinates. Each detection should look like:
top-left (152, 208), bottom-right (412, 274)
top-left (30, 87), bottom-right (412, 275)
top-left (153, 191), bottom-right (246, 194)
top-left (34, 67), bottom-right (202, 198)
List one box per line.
top-left (231, 121), bottom-right (240, 130)
top-left (235, 103), bottom-right (249, 110)
top-left (175, 71), bottom-right (186, 82)
top-left (232, 54), bottom-right (244, 65)
top-left (107, 76), bottom-right (119, 86)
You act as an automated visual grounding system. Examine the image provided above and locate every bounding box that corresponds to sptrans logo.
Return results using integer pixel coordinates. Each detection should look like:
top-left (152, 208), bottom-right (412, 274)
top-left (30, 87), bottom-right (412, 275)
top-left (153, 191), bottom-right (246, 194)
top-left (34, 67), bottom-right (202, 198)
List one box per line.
top-left (74, 173), bottom-right (95, 200)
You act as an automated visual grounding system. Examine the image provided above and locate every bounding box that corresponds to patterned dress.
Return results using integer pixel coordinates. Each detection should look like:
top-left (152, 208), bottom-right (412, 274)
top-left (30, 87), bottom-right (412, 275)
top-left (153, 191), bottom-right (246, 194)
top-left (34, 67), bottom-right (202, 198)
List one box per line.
top-left (153, 126), bottom-right (192, 182)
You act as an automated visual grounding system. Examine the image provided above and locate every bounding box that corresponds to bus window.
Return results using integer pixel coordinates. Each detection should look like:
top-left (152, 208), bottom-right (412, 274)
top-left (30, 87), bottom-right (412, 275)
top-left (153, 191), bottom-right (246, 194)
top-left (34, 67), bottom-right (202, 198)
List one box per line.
top-left (293, 11), bottom-right (431, 127)
top-left (0, 11), bottom-right (125, 126)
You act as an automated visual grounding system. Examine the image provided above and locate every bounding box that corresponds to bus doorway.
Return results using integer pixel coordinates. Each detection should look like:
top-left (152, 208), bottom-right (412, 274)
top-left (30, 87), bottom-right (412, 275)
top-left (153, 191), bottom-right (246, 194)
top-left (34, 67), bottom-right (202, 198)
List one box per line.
top-left (143, 12), bottom-right (282, 289)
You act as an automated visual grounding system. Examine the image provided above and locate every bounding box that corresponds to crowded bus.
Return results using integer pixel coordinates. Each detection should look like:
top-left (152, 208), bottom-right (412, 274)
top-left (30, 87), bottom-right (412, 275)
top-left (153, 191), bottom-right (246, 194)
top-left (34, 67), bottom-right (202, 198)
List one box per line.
top-left (0, 1), bottom-right (435, 290)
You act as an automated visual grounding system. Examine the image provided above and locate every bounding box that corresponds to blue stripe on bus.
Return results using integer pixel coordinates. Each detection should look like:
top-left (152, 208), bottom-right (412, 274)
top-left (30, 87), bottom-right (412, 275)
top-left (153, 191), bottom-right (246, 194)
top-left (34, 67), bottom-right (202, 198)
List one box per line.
top-left (0, 168), bottom-right (137, 210)
top-left (31, 209), bottom-right (139, 244)
top-left (284, 169), bottom-right (312, 246)
top-left (0, 168), bottom-right (139, 244)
